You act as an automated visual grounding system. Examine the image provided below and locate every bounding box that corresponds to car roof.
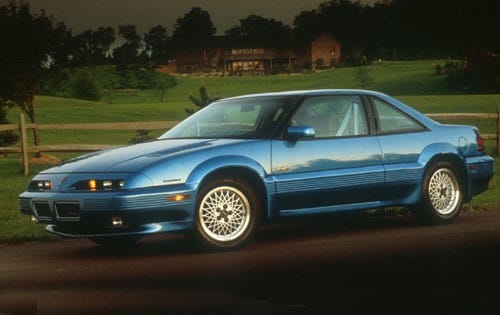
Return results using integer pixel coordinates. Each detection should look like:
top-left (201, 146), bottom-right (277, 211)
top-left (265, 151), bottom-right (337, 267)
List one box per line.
top-left (220, 89), bottom-right (438, 128)
top-left (222, 89), bottom-right (388, 100)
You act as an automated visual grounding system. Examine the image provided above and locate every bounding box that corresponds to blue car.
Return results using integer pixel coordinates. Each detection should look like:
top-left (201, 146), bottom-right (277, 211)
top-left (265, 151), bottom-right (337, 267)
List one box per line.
top-left (19, 90), bottom-right (494, 249)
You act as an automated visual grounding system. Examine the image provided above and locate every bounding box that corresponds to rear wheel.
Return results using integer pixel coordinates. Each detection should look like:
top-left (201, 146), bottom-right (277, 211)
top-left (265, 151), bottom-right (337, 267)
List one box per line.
top-left (413, 161), bottom-right (463, 224)
top-left (192, 178), bottom-right (260, 250)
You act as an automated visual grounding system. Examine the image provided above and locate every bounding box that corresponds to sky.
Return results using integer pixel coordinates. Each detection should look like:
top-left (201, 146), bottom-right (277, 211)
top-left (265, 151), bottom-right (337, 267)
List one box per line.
top-left (0, 0), bottom-right (377, 35)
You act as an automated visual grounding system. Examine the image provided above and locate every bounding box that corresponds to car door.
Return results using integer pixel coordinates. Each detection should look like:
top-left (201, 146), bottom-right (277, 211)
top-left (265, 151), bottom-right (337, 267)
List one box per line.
top-left (271, 94), bottom-right (385, 216)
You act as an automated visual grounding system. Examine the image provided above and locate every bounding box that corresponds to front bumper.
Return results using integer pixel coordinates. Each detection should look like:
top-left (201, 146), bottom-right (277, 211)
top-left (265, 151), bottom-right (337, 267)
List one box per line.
top-left (19, 185), bottom-right (196, 238)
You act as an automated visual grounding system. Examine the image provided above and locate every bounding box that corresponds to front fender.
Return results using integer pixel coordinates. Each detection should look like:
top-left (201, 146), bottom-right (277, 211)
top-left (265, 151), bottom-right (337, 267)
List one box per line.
top-left (186, 155), bottom-right (268, 189)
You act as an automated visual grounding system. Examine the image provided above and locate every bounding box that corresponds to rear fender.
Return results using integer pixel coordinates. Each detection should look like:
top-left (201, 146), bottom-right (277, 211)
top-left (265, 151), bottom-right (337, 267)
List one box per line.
top-left (417, 143), bottom-right (462, 167)
top-left (417, 143), bottom-right (469, 200)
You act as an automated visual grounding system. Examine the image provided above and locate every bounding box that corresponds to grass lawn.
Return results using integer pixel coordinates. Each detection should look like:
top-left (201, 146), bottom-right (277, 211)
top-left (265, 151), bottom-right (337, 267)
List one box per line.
top-left (1, 60), bottom-right (499, 243)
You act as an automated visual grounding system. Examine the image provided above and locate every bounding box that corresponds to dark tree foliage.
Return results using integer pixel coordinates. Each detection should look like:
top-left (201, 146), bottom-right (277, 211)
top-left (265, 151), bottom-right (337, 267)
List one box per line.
top-left (0, 106), bottom-right (18, 147)
top-left (172, 7), bottom-right (216, 49)
top-left (294, 0), bottom-right (499, 60)
top-left (112, 25), bottom-right (142, 69)
top-left (71, 26), bottom-right (115, 66)
top-left (0, 0), bottom-right (71, 148)
top-left (293, 9), bottom-right (324, 46)
top-left (143, 25), bottom-right (172, 65)
top-left (225, 15), bottom-right (292, 48)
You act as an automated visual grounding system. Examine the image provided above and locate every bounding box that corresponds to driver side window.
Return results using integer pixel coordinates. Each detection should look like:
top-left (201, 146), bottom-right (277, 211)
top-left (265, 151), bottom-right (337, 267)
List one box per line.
top-left (292, 95), bottom-right (368, 138)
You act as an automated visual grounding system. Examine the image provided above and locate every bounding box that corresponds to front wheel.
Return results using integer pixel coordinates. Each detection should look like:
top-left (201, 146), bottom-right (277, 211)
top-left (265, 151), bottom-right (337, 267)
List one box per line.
top-left (192, 178), bottom-right (260, 250)
top-left (413, 161), bottom-right (463, 224)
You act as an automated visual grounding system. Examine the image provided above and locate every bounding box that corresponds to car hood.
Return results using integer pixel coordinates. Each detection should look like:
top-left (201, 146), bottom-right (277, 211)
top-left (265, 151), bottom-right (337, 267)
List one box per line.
top-left (41, 139), bottom-right (231, 174)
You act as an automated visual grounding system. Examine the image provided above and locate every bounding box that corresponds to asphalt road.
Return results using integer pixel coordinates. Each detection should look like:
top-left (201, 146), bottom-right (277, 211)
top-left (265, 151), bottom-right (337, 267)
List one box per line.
top-left (1, 210), bottom-right (500, 315)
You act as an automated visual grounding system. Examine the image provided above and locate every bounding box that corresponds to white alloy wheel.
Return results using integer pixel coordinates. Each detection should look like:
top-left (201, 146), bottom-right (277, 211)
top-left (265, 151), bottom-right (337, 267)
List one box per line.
top-left (414, 161), bottom-right (464, 225)
top-left (198, 186), bottom-right (251, 242)
top-left (427, 168), bottom-right (461, 215)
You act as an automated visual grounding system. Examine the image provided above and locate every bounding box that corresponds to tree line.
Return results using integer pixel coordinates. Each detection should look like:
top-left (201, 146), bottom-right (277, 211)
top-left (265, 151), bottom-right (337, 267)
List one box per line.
top-left (295, 0), bottom-right (498, 60)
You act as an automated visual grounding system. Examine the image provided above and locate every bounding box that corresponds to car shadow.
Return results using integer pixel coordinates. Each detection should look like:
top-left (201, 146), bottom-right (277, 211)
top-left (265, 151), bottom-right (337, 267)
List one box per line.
top-left (258, 210), bottom-right (418, 240)
top-left (58, 210), bottom-right (419, 258)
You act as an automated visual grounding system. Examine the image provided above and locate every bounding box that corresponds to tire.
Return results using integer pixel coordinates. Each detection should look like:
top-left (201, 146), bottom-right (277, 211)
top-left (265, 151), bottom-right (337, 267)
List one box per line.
top-left (192, 177), bottom-right (260, 250)
top-left (413, 161), bottom-right (463, 224)
top-left (90, 235), bottom-right (142, 248)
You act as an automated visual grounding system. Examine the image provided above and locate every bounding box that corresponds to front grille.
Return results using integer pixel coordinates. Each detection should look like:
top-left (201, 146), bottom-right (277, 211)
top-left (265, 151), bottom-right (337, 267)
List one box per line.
top-left (55, 202), bottom-right (80, 221)
top-left (33, 201), bottom-right (52, 218)
top-left (19, 198), bottom-right (32, 214)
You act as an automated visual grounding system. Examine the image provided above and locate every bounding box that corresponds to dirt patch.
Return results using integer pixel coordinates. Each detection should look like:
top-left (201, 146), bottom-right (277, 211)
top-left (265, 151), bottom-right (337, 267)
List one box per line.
top-left (28, 154), bottom-right (61, 165)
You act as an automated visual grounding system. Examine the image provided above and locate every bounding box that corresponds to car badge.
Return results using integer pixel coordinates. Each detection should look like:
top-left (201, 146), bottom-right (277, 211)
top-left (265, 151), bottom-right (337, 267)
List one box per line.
top-left (275, 165), bottom-right (290, 172)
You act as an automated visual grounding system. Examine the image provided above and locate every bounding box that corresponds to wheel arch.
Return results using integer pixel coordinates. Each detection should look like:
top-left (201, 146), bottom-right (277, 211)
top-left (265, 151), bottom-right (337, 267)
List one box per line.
top-left (421, 152), bottom-right (469, 202)
top-left (187, 157), bottom-right (270, 221)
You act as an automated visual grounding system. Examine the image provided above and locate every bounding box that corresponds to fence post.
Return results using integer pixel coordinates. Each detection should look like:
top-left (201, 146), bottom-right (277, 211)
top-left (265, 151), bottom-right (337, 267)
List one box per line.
top-left (19, 113), bottom-right (29, 175)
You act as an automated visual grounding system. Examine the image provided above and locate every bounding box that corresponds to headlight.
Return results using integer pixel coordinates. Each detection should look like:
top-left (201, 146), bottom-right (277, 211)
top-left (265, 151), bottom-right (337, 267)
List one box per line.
top-left (29, 180), bottom-right (52, 191)
top-left (73, 179), bottom-right (125, 191)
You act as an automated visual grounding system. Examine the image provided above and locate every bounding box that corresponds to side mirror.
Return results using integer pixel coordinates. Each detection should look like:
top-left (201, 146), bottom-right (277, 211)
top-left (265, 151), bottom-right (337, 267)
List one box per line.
top-left (287, 125), bottom-right (315, 140)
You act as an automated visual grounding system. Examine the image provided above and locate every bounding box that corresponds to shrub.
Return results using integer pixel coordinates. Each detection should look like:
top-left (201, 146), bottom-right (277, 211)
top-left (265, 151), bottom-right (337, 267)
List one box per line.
top-left (118, 70), bottom-right (140, 89)
top-left (435, 64), bottom-right (442, 75)
top-left (129, 130), bottom-right (154, 144)
top-left (39, 66), bottom-right (178, 99)
top-left (444, 56), bottom-right (499, 93)
top-left (355, 66), bottom-right (374, 89)
top-left (315, 58), bottom-right (324, 69)
top-left (39, 68), bottom-right (73, 98)
top-left (71, 68), bottom-right (102, 101)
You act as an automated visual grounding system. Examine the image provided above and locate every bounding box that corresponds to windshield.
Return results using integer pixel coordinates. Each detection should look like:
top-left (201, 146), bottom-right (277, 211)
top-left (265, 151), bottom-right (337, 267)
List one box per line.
top-left (160, 96), bottom-right (292, 139)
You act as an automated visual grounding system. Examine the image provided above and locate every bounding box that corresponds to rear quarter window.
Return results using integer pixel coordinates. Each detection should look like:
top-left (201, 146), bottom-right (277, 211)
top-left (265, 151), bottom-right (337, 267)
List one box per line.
top-left (371, 97), bottom-right (425, 134)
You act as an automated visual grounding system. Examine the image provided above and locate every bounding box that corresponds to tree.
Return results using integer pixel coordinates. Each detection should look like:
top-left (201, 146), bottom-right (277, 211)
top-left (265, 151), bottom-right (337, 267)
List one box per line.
top-left (317, 0), bottom-right (364, 53)
top-left (226, 15), bottom-right (292, 48)
top-left (186, 81), bottom-right (219, 115)
top-left (112, 25), bottom-right (142, 69)
top-left (293, 9), bottom-right (324, 46)
top-left (355, 65), bottom-right (373, 89)
top-left (0, 1), bottom-right (71, 149)
top-left (71, 26), bottom-right (115, 66)
top-left (0, 105), bottom-right (18, 147)
top-left (172, 7), bottom-right (216, 48)
top-left (143, 25), bottom-right (171, 65)
top-left (155, 74), bottom-right (177, 102)
top-left (293, 0), bottom-right (499, 61)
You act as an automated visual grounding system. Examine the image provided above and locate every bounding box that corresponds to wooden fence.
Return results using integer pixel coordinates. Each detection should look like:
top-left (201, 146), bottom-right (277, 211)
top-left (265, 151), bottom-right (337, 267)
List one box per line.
top-left (0, 108), bottom-right (499, 175)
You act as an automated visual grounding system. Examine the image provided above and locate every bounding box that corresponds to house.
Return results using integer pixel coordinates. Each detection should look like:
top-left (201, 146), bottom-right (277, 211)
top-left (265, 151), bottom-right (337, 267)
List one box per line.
top-left (172, 33), bottom-right (341, 74)
top-left (296, 33), bottom-right (342, 69)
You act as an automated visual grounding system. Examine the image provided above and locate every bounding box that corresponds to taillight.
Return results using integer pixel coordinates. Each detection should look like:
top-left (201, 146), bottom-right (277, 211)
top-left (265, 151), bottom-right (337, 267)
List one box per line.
top-left (475, 130), bottom-right (485, 152)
